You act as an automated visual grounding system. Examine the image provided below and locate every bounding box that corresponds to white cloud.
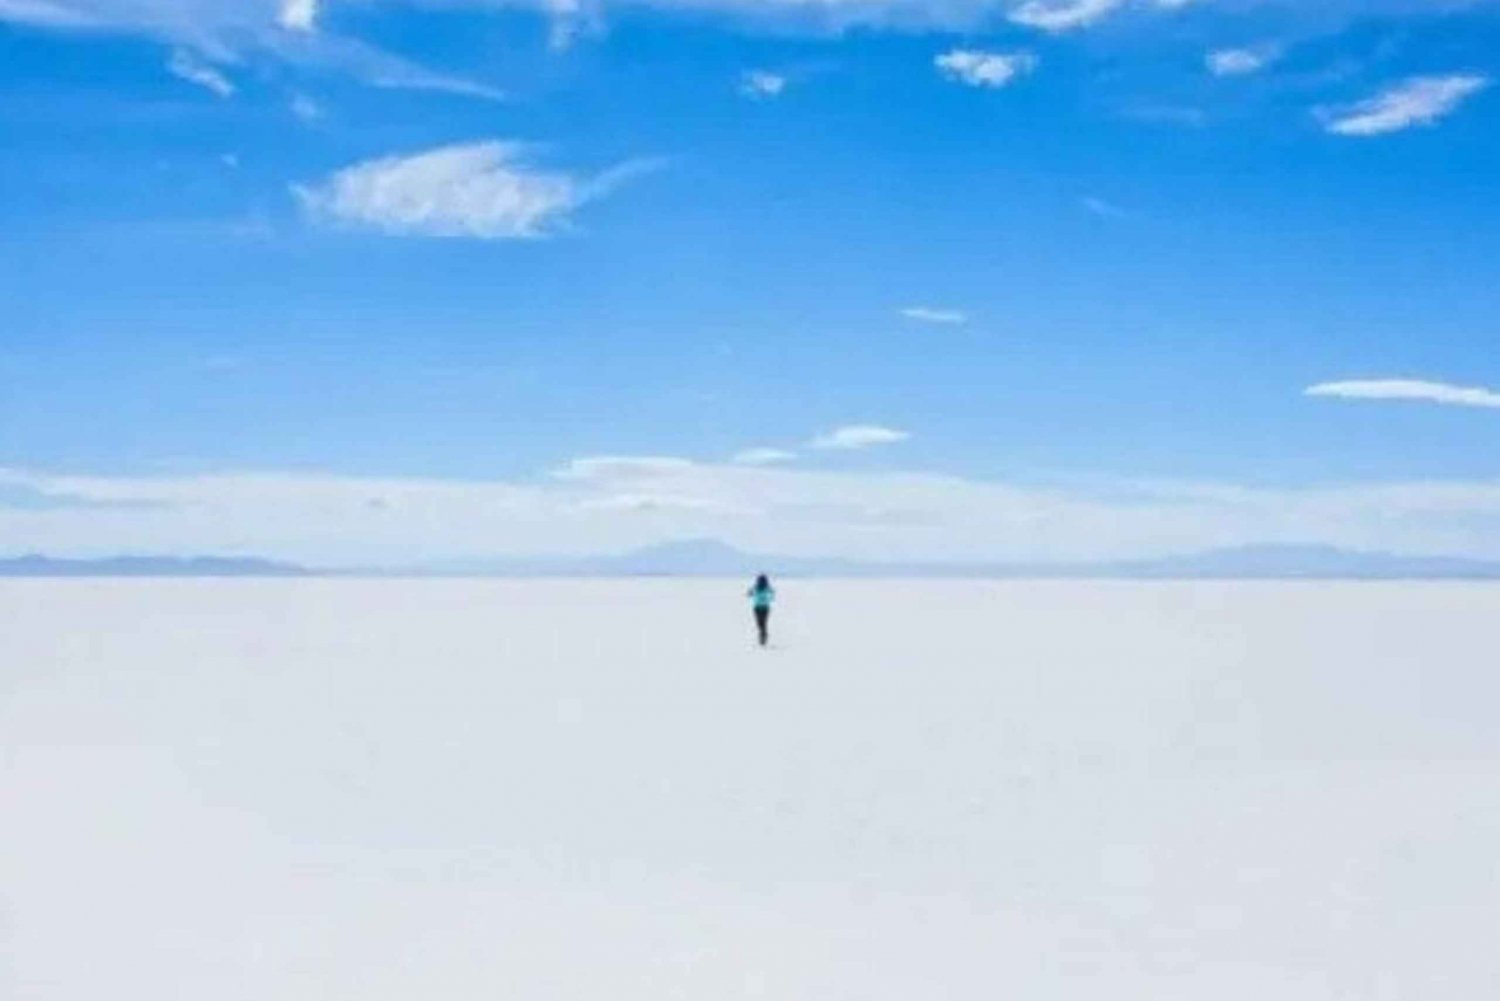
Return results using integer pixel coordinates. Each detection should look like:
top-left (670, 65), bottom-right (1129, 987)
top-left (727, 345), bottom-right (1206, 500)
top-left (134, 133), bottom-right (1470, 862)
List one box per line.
top-left (1207, 46), bottom-right (1277, 77)
top-left (1004, 0), bottom-right (1353, 34)
top-left (1307, 379), bottom-right (1500, 410)
top-left (809, 426), bottom-right (912, 450)
top-left (1320, 75), bottom-right (1490, 137)
top-left (935, 49), bottom-right (1037, 88)
top-left (1008, 0), bottom-right (1123, 32)
top-left (739, 70), bottom-right (786, 98)
top-left (294, 141), bottom-right (647, 240)
top-left (166, 47), bottom-right (234, 97)
top-left (732, 448), bottom-right (798, 466)
top-left (901, 306), bottom-right (968, 325)
top-left (278, 0), bottom-right (316, 32)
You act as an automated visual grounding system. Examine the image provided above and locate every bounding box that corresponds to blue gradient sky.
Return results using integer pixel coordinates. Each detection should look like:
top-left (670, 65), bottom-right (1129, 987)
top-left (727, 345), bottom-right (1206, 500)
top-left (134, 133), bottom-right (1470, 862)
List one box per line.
top-left (1, 0), bottom-right (1499, 562)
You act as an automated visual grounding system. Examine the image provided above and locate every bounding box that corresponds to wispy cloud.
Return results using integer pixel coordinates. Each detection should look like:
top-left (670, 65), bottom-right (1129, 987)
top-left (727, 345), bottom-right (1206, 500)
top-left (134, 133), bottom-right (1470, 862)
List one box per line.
top-left (739, 70), bottom-right (786, 99)
top-left (352, 52), bottom-right (505, 102)
top-left (294, 141), bottom-right (647, 240)
top-left (1002, 0), bottom-right (1200, 35)
top-left (166, 47), bottom-right (235, 98)
top-left (1207, 46), bottom-right (1278, 77)
top-left (1320, 75), bottom-right (1490, 137)
top-left (732, 448), bottom-right (798, 466)
top-left (901, 306), bottom-right (968, 325)
top-left (1081, 196), bottom-right (1130, 219)
top-left (1, 0), bottom-right (503, 99)
top-left (289, 92), bottom-right (323, 122)
top-left (935, 49), bottom-right (1037, 88)
top-left (809, 426), bottom-right (912, 450)
top-left (1307, 379), bottom-right (1500, 409)
top-left (0, 1), bottom-right (100, 28)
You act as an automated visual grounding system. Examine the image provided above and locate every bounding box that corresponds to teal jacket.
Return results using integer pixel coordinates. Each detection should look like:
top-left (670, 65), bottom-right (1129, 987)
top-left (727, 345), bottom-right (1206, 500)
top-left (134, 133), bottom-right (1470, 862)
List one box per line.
top-left (748, 584), bottom-right (775, 610)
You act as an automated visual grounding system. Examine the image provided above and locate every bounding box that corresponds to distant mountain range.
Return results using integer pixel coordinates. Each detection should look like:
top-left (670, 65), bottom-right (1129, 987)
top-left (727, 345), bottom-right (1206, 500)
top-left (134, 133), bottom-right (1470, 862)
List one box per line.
top-left (5, 541), bottom-right (1500, 579)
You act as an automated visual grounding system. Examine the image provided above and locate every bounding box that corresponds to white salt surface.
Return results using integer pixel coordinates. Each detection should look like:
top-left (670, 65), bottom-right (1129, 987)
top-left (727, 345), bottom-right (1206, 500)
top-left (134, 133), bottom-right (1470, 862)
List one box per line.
top-left (3, 579), bottom-right (1498, 999)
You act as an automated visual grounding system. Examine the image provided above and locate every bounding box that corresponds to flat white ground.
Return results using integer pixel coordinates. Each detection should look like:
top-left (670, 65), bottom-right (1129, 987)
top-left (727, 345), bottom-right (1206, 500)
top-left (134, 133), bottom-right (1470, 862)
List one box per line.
top-left (3, 580), bottom-right (1498, 1000)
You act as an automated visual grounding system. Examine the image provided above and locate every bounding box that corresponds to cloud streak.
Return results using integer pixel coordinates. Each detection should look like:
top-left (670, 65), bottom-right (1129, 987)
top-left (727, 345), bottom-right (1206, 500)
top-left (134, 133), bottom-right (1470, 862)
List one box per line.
top-left (1320, 75), bottom-right (1490, 136)
top-left (1307, 379), bottom-right (1500, 409)
top-left (902, 307), bottom-right (968, 325)
top-left (166, 47), bottom-right (235, 97)
top-left (1081, 196), bottom-right (1130, 219)
top-left (1008, 0), bottom-right (1123, 32)
top-left (809, 426), bottom-right (912, 450)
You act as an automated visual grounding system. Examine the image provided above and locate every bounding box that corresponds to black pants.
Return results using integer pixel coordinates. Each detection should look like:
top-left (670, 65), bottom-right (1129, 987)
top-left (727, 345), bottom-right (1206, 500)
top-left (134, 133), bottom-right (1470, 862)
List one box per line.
top-left (754, 607), bottom-right (770, 646)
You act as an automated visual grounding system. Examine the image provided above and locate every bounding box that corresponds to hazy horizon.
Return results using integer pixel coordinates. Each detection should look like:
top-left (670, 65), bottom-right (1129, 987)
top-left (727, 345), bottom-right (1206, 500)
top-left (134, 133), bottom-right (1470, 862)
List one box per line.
top-left (9, 538), bottom-right (1500, 579)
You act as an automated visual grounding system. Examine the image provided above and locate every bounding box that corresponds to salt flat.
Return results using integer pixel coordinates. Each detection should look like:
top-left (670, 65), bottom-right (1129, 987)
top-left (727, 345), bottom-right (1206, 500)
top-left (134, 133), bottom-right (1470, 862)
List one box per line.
top-left (3, 579), bottom-right (1498, 1000)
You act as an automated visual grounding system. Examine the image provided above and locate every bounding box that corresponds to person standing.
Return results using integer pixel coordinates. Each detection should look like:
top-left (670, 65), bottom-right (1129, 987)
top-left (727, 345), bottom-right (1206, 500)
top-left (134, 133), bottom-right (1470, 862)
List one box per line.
top-left (747, 574), bottom-right (775, 647)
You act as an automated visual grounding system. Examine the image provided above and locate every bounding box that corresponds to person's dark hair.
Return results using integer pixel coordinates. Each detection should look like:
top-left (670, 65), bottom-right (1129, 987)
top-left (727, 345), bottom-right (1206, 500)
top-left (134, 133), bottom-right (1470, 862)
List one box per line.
top-left (754, 574), bottom-right (770, 590)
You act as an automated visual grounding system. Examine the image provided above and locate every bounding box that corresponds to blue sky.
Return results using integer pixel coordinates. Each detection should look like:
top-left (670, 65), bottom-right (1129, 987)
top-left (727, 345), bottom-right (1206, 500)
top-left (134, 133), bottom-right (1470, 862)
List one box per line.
top-left (2, 0), bottom-right (1499, 563)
